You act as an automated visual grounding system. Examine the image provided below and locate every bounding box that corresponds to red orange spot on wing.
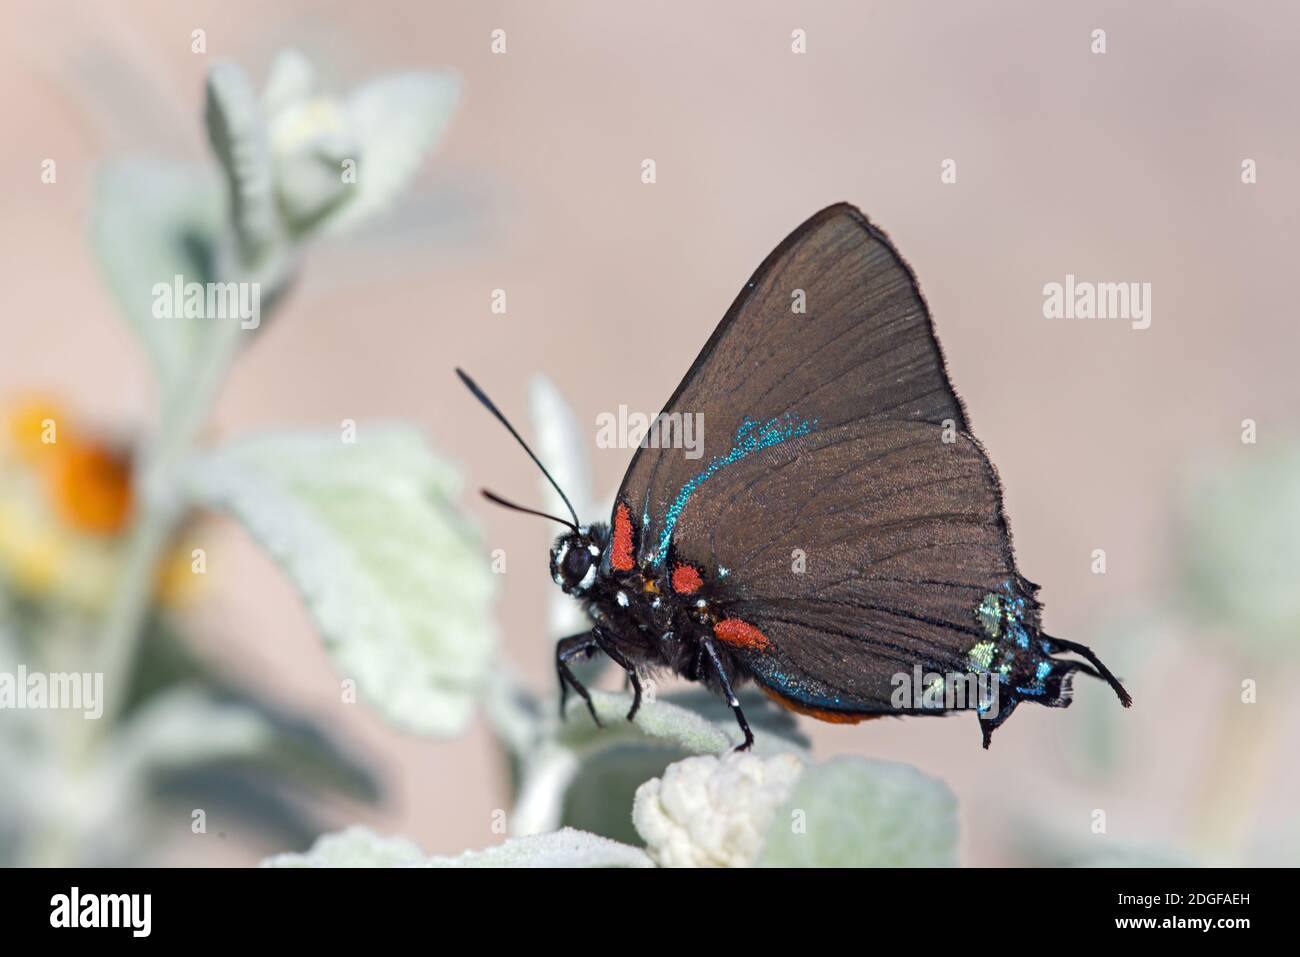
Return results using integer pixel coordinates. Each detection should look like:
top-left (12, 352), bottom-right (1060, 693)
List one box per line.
top-left (714, 618), bottom-right (771, 652)
top-left (671, 563), bottom-right (703, 594)
top-left (759, 686), bottom-right (878, 725)
top-left (611, 502), bottom-right (636, 571)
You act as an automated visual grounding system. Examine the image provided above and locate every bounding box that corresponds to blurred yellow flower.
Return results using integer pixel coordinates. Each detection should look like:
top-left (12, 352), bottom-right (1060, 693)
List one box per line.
top-left (1, 395), bottom-right (198, 611)
top-left (4, 394), bottom-right (132, 535)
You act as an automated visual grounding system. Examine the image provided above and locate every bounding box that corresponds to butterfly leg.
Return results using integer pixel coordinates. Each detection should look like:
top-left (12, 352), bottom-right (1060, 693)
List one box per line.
top-left (556, 632), bottom-right (602, 727)
top-left (686, 643), bottom-right (706, 682)
top-left (701, 637), bottom-right (754, 752)
top-left (593, 629), bottom-right (644, 722)
top-left (1045, 635), bottom-right (1133, 707)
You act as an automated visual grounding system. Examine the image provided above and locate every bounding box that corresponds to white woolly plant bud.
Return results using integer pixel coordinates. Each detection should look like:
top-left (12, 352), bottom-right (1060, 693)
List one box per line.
top-left (632, 751), bottom-right (805, 868)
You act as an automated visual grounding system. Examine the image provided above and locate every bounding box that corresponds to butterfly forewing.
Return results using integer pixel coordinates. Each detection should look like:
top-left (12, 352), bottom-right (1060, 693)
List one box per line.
top-left (614, 204), bottom-right (970, 572)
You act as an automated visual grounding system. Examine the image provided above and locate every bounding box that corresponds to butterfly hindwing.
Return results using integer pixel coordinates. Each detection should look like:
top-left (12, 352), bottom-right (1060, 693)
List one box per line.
top-left (667, 419), bottom-right (1031, 714)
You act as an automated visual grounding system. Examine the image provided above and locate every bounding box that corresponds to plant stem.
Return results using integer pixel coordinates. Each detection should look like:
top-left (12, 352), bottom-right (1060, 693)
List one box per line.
top-left (511, 743), bottom-right (581, 837)
top-left (43, 247), bottom-right (288, 864)
top-left (94, 318), bottom-right (246, 731)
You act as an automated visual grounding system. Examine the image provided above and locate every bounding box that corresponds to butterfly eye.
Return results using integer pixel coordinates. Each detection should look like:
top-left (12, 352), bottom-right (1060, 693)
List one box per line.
top-left (563, 545), bottom-right (593, 587)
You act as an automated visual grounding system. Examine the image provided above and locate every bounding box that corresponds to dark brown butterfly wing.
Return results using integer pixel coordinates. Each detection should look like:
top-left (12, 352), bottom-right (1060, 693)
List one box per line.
top-left (666, 418), bottom-right (1033, 714)
top-left (608, 204), bottom-right (970, 574)
top-left (596, 203), bottom-right (1127, 736)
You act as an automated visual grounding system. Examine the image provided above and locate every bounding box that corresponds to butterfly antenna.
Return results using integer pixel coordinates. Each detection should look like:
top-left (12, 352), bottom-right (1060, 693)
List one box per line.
top-left (480, 489), bottom-right (578, 532)
top-left (456, 368), bottom-right (582, 528)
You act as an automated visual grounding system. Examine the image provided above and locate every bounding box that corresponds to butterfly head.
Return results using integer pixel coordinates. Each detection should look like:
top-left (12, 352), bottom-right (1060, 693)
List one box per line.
top-left (550, 530), bottom-right (602, 595)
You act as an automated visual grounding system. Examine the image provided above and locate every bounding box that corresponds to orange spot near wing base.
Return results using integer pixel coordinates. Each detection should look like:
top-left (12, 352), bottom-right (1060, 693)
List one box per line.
top-left (611, 502), bottom-right (635, 571)
top-left (760, 685), bottom-right (879, 725)
top-left (713, 618), bottom-right (771, 651)
top-left (671, 563), bottom-right (703, 594)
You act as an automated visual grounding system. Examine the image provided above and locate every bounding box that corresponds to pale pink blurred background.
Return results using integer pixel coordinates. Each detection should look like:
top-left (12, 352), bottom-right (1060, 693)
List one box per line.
top-left (2, 0), bottom-right (1297, 865)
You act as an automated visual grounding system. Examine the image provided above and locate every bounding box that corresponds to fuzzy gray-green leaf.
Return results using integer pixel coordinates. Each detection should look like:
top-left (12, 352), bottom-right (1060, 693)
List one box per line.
top-left (421, 828), bottom-right (653, 868)
top-left (261, 826), bottom-right (427, 868)
top-left (322, 72), bottom-right (459, 234)
top-left (91, 160), bottom-right (224, 399)
top-left (183, 427), bottom-right (495, 736)
top-left (205, 62), bottom-right (280, 266)
top-left (757, 757), bottom-right (959, 867)
top-left (262, 826), bottom-right (652, 868)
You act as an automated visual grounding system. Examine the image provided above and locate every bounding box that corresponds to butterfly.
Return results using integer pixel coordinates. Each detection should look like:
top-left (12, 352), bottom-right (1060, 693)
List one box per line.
top-left (459, 203), bottom-right (1130, 750)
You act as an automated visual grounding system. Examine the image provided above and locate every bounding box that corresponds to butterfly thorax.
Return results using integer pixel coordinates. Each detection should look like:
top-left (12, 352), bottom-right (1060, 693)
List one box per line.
top-left (550, 525), bottom-right (713, 676)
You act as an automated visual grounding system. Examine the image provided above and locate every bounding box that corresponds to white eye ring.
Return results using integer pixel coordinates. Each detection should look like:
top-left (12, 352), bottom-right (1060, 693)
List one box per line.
top-left (576, 563), bottom-right (597, 592)
top-left (552, 542), bottom-right (570, 586)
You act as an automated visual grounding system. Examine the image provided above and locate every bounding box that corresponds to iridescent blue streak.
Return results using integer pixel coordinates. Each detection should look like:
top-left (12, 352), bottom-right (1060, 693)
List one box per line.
top-left (654, 414), bottom-right (815, 562)
top-left (767, 670), bottom-right (844, 709)
top-left (1016, 661), bottom-right (1055, 697)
